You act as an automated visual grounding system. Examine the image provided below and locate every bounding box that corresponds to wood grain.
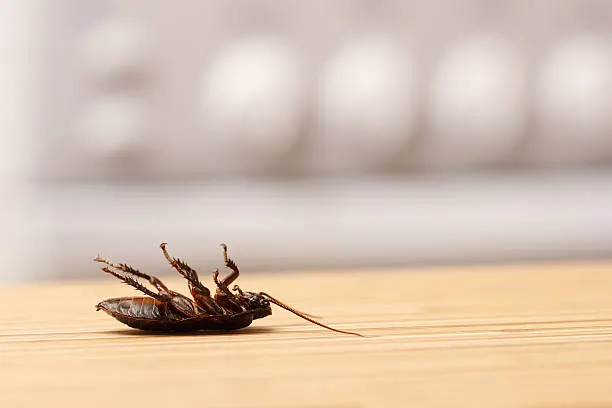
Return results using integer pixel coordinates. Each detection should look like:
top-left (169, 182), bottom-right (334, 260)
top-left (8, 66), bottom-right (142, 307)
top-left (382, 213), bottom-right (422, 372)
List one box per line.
top-left (1, 261), bottom-right (612, 408)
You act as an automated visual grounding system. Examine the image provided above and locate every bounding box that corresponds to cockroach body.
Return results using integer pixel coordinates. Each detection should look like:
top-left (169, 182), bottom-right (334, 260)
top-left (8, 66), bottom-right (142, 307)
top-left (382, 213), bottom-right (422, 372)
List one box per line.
top-left (96, 298), bottom-right (267, 332)
top-left (95, 243), bottom-right (361, 336)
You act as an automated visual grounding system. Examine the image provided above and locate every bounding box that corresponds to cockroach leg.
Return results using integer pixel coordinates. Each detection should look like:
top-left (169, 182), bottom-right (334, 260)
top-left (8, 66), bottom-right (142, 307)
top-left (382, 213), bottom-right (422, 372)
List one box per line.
top-left (94, 256), bottom-right (170, 292)
top-left (213, 268), bottom-right (221, 286)
top-left (218, 243), bottom-right (240, 288)
top-left (212, 268), bottom-right (243, 313)
top-left (159, 243), bottom-right (210, 295)
top-left (100, 267), bottom-right (171, 303)
top-left (159, 243), bottom-right (224, 315)
top-left (213, 268), bottom-right (232, 296)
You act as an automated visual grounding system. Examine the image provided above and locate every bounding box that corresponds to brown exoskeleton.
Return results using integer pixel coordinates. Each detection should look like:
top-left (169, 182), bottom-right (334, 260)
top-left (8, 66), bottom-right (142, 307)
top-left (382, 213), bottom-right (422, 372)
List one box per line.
top-left (95, 243), bottom-right (362, 336)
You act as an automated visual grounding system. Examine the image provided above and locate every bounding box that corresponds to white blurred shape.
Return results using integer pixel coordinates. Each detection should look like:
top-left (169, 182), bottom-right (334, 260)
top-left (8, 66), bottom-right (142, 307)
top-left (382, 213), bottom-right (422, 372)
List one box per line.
top-left (199, 35), bottom-right (302, 171)
top-left (532, 34), bottom-right (612, 163)
top-left (76, 95), bottom-right (147, 156)
top-left (78, 18), bottom-right (149, 80)
top-left (424, 35), bottom-right (525, 169)
top-left (0, 0), bottom-right (39, 282)
top-left (314, 35), bottom-right (415, 172)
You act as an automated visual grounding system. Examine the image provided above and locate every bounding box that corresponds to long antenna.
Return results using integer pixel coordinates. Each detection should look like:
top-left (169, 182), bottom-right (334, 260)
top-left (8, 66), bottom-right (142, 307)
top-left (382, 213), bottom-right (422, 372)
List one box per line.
top-left (260, 292), bottom-right (363, 337)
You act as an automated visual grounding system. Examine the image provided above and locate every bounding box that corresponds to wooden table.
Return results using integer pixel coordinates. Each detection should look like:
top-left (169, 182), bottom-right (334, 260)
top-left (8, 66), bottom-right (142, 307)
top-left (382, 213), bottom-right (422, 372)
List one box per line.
top-left (2, 261), bottom-right (612, 408)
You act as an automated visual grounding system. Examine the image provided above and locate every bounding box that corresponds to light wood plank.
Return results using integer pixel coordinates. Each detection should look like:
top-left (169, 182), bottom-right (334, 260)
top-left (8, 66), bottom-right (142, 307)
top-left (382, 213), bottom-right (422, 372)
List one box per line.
top-left (1, 261), bottom-right (612, 408)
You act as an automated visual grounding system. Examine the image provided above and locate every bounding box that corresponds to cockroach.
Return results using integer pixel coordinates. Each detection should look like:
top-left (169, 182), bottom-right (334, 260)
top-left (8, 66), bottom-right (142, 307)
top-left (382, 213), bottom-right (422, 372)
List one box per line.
top-left (94, 243), bottom-right (362, 336)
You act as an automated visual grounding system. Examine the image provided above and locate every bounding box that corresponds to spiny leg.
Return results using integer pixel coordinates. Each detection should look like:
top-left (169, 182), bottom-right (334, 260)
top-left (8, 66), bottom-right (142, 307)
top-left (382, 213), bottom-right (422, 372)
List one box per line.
top-left (94, 256), bottom-right (169, 293)
top-left (213, 244), bottom-right (251, 313)
top-left (213, 268), bottom-right (231, 295)
top-left (213, 268), bottom-right (243, 313)
top-left (99, 267), bottom-right (170, 303)
top-left (159, 243), bottom-right (209, 295)
top-left (218, 243), bottom-right (240, 288)
top-left (159, 243), bottom-right (224, 315)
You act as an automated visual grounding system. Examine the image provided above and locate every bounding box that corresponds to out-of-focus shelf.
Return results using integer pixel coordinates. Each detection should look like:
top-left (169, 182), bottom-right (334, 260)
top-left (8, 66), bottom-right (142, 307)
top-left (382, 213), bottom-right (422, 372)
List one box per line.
top-left (22, 168), bottom-right (612, 283)
top-left (1, 261), bottom-right (612, 407)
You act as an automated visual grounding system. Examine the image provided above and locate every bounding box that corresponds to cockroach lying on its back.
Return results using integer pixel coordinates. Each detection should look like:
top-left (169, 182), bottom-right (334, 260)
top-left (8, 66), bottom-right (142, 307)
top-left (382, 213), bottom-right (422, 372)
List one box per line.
top-left (95, 243), bottom-right (362, 336)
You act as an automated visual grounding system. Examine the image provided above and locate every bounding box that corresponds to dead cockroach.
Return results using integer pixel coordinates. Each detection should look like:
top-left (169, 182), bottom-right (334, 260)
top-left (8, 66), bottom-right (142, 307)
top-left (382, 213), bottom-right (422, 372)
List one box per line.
top-left (95, 243), bottom-right (362, 336)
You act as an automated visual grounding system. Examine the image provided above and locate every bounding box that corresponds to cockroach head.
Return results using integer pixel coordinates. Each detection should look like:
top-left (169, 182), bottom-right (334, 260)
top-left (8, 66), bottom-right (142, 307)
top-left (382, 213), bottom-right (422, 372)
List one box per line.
top-left (236, 289), bottom-right (272, 319)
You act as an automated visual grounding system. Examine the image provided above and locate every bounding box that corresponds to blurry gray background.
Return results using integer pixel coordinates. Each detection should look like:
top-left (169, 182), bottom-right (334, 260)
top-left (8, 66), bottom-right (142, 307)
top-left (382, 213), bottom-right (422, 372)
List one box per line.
top-left (1, 0), bottom-right (612, 284)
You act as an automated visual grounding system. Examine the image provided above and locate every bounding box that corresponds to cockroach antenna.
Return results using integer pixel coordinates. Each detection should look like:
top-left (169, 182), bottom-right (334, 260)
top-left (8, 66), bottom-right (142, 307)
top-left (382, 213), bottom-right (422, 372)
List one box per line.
top-left (259, 292), bottom-right (363, 337)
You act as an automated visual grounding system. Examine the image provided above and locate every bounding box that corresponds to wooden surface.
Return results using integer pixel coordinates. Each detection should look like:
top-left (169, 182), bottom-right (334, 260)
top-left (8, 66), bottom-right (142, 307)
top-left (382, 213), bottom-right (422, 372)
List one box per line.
top-left (2, 261), bottom-right (612, 408)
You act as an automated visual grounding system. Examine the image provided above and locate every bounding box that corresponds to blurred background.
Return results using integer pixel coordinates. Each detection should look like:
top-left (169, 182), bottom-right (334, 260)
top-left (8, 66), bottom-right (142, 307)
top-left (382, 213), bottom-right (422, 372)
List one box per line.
top-left (1, 0), bottom-right (612, 284)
